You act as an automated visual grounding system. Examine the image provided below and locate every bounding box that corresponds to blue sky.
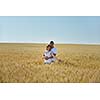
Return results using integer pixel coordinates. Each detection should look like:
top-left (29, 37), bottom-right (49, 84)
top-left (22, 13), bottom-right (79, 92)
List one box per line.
top-left (0, 16), bottom-right (100, 44)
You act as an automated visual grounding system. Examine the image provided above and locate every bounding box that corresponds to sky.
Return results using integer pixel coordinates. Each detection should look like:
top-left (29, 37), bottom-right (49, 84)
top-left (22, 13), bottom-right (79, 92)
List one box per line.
top-left (0, 16), bottom-right (100, 44)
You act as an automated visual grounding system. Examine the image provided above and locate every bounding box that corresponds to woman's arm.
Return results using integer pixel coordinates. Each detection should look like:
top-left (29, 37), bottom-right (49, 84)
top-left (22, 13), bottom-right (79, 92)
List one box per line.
top-left (42, 54), bottom-right (50, 60)
top-left (42, 54), bottom-right (45, 59)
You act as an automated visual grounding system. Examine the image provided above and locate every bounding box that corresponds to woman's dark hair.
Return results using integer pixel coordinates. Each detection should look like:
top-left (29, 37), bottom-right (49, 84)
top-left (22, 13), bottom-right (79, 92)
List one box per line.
top-left (46, 45), bottom-right (52, 48)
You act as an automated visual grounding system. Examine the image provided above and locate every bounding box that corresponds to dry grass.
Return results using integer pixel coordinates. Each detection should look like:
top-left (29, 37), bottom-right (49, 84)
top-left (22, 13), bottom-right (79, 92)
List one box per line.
top-left (0, 43), bottom-right (100, 83)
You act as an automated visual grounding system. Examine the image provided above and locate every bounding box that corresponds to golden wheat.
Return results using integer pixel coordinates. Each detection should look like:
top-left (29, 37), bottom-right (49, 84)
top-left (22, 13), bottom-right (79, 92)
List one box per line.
top-left (0, 43), bottom-right (100, 83)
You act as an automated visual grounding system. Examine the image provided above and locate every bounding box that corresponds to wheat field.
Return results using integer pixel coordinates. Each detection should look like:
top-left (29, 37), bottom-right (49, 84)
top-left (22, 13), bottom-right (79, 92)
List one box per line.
top-left (0, 43), bottom-right (100, 83)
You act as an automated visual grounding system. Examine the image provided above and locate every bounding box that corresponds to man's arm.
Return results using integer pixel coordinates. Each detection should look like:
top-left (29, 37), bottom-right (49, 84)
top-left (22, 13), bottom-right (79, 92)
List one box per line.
top-left (48, 56), bottom-right (53, 59)
top-left (48, 53), bottom-right (56, 59)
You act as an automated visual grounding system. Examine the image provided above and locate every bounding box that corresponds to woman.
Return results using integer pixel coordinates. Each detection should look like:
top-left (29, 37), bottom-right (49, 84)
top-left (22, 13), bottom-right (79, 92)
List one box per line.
top-left (42, 45), bottom-right (54, 64)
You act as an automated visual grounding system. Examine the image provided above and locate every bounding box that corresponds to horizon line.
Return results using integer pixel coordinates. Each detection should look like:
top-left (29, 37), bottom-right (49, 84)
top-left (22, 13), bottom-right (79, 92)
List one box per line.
top-left (0, 41), bottom-right (100, 45)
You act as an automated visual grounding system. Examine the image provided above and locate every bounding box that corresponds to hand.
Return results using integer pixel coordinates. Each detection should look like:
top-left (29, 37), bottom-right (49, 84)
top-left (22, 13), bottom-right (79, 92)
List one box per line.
top-left (45, 56), bottom-right (49, 60)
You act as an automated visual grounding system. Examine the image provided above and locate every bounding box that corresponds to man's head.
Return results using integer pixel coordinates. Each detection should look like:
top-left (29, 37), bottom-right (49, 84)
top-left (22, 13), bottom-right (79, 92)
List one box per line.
top-left (49, 41), bottom-right (54, 48)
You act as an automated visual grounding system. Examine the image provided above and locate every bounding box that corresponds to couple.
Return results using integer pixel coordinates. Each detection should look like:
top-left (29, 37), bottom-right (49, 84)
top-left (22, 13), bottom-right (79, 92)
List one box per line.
top-left (43, 41), bottom-right (57, 64)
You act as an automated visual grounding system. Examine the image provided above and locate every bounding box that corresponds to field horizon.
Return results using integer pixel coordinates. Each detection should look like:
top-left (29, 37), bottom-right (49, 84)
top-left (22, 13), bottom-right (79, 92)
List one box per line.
top-left (0, 43), bottom-right (100, 83)
top-left (0, 42), bottom-right (100, 45)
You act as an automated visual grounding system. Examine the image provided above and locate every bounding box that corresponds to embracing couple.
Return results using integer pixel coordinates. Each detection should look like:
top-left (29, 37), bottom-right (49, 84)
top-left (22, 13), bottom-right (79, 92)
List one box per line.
top-left (43, 41), bottom-right (57, 64)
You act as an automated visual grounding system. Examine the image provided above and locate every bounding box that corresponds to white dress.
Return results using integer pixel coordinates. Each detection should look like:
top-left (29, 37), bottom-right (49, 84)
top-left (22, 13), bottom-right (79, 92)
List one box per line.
top-left (44, 50), bottom-right (53, 64)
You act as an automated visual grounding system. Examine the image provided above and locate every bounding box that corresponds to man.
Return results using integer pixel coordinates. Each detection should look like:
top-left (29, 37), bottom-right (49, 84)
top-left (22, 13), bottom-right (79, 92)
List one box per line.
top-left (45, 41), bottom-right (57, 62)
top-left (49, 41), bottom-right (57, 62)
